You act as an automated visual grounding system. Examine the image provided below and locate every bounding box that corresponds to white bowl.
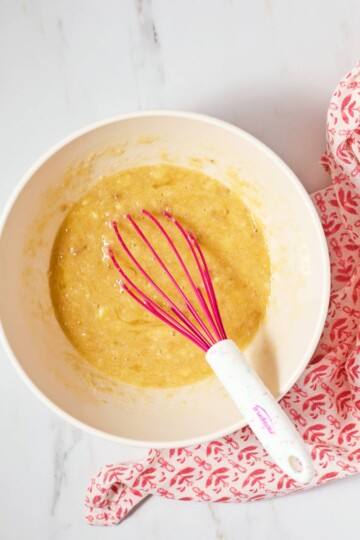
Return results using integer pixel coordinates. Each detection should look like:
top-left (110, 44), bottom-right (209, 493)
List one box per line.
top-left (0, 112), bottom-right (330, 448)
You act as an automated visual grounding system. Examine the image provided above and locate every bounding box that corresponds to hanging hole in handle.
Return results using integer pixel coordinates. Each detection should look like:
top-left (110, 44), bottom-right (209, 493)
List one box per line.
top-left (288, 455), bottom-right (303, 473)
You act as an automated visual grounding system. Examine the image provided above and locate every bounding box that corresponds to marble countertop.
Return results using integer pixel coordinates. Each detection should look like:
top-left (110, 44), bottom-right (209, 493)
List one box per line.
top-left (1, 1), bottom-right (360, 538)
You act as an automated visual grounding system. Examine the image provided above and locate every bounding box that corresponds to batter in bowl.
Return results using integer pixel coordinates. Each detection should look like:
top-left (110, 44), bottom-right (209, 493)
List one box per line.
top-left (49, 165), bottom-right (271, 388)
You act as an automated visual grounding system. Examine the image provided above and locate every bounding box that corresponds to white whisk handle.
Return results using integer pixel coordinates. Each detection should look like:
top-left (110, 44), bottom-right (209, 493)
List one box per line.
top-left (206, 339), bottom-right (313, 484)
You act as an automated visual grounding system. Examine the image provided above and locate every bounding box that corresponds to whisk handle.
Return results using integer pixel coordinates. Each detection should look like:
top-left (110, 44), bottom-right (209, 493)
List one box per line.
top-left (206, 339), bottom-right (313, 484)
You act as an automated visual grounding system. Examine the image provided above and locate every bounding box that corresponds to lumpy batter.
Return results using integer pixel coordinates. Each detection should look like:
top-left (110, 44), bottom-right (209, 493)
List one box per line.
top-left (49, 165), bottom-right (271, 388)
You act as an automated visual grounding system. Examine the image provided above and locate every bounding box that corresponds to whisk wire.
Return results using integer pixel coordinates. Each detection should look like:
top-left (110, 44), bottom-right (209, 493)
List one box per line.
top-left (163, 212), bottom-right (227, 341)
top-left (109, 210), bottom-right (227, 351)
top-left (126, 213), bottom-right (217, 346)
top-left (190, 232), bottom-right (227, 340)
top-left (111, 222), bottom-right (212, 348)
top-left (108, 248), bottom-right (210, 351)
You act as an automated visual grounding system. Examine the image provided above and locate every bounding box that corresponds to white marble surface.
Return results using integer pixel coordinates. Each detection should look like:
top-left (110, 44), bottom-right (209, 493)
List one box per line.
top-left (1, 1), bottom-right (360, 538)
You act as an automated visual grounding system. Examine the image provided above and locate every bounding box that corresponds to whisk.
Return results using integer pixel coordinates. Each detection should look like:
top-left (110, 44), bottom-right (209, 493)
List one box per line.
top-left (108, 209), bottom-right (313, 483)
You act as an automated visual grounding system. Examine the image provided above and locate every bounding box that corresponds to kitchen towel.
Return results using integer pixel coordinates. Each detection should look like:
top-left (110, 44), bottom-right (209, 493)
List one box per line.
top-left (85, 62), bottom-right (360, 525)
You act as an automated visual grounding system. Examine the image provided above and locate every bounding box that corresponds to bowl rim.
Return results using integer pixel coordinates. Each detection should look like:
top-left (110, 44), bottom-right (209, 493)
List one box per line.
top-left (0, 110), bottom-right (331, 449)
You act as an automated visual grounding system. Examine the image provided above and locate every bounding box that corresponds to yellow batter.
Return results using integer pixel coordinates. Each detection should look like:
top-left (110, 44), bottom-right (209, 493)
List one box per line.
top-left (49, 165), bottom-right (271, 388)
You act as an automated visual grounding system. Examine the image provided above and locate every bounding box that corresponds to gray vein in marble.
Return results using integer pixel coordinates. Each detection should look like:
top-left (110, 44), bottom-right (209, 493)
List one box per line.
top-left (131, 0), bottom-right (164, 108)
top-left (207, 503), bottom-right (228, 540)
top-left (50, 424), bottom-right (83, 516)
top-left (57, 17), bottom-right (69, 49)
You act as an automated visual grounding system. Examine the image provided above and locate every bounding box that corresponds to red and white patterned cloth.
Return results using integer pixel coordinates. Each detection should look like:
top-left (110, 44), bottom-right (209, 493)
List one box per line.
top-left (85, 63), bottom-right (360, 526)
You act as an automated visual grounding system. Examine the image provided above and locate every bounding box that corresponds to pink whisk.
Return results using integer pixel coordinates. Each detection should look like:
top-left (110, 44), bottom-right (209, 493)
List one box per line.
top-left (108, 210), bottom-right (313, 484)
top-left (108, 209), bottom-right (226, 353)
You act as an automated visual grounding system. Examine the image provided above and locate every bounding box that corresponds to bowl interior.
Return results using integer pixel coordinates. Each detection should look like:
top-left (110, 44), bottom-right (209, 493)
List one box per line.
top-left (0, 113), bottom-right (329, 447)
